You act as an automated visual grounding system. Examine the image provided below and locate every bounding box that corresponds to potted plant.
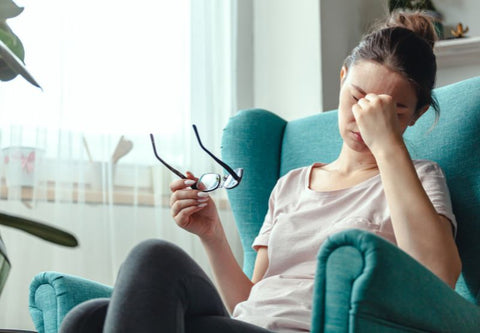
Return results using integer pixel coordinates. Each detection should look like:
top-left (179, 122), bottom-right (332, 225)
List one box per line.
top-left (388, 0), bottom-right (444, 39)
top-left (0, 0), bottom-right (78, 295)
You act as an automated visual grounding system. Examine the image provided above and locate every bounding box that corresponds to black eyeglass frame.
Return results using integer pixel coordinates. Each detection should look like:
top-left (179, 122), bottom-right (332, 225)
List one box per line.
top-left (150, 125), bottom-right (243, 192)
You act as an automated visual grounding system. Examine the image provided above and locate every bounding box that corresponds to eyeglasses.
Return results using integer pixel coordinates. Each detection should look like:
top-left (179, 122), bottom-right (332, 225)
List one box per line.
top-left (150, 125), bottom-right (243, 192)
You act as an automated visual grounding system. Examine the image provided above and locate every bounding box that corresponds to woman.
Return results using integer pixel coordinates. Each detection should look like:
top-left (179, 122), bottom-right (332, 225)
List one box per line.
top-left (61, 10), bottom-right (461, 333)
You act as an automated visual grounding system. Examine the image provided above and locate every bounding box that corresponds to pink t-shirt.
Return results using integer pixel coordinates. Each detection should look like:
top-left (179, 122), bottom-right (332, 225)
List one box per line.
top-left (232, 160), bottom-right (456, 332)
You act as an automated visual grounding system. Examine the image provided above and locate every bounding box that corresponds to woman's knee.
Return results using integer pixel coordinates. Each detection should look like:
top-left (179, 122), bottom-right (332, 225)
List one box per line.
top-left (120, 239), bottom-right (203, 279)
top-left (126, 239), bottom-right (186, 267)
top-left (59, 298), bottom-right (109, 333)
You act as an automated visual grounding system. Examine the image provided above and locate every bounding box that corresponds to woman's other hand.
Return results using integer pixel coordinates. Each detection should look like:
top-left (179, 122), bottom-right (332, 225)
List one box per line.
top-left (169, 171), bottom-right (222, 241)
top-left (351, 93), bottom-right (404, 155)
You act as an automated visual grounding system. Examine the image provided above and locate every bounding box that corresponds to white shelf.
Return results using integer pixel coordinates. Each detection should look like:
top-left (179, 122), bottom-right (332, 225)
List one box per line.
top-left (434, 36), bottom-right (480, 67)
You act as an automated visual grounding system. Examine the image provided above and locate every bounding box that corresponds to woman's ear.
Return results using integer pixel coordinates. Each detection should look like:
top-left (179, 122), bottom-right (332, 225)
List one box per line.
top-left (410, 104), bottom-right (430, 126)
top-left (340, 66), bottom-right (348, 85)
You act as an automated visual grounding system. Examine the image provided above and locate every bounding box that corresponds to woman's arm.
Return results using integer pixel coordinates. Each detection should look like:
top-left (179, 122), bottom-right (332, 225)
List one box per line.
top-left (201, 240), bottom-right (269, 313)
top-left (352, 94), bottom-right (462, 287)
top-left (252, 247), bottom-right (269, 284)
top-left (200, 228), bottom-right (257, 313)
top-left (375, 146), bottom-right (461, 288)
top-left (170, 174), bottom-right (262, 312)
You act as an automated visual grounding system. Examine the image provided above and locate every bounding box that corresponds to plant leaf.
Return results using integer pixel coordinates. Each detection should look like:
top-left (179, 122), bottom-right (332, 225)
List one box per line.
top-left (0, 210), bottom-right (78, 247)
top-left (0, 0), bottom-right (23, 20)
top-left (0, 38), bottom-right (41, 88)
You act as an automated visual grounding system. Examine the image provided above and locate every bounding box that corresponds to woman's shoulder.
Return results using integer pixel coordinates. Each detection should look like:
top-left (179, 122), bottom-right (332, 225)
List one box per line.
top-left (280, 163), bottom-right (324, 181)
top-left (281, 164), bottom-right (312, 177)
top-left (275, 164), bottom-right (318, 191)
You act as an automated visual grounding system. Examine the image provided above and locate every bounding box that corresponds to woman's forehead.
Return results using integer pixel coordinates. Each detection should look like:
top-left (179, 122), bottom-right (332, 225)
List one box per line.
top-left (347, 61), bottom-right (417, 103)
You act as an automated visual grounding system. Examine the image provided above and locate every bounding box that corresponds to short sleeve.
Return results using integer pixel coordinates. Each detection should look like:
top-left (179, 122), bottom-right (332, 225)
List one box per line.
top-left (251, 178), bottom-right (283, 251)
top-left (415, 160), bottom-right (457, 237)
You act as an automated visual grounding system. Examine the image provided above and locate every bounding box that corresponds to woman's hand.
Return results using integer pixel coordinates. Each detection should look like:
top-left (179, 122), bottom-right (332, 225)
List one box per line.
top-left (171, 172), bottom-right (256, 310)
top-left (169, 171), bottom-right (222, 241)
top-left (351, 93), bottom-right (405, 155)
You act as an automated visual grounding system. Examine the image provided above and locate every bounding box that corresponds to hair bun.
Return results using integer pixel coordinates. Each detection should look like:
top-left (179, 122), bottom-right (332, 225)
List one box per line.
top-left (383, 10), bottom-right (438, 48)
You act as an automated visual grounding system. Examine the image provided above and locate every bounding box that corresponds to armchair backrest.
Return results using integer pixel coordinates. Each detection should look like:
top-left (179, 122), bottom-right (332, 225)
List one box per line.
top-left (221, 76), bottom-right (480, 304)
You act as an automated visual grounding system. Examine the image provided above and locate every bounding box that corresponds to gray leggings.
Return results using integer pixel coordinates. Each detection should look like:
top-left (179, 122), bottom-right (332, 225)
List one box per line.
top-left (60, 239), bottom-right (274, 333)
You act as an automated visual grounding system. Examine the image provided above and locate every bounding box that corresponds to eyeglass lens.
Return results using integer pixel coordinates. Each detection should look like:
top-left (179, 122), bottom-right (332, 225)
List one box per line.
top-left (196, 174), bottom-right (221, 192)
top-left (223, 168), bottom-right (243, 189)
top-left (196, 168), bottom-right (243, 192)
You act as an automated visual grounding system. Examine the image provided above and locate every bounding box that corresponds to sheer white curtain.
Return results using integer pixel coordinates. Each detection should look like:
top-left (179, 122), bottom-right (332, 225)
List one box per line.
top-left (0, 0), bottom-right (240, 329)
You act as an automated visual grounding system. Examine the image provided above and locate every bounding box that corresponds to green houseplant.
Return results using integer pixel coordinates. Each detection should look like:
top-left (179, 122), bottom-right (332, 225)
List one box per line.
top-left (0, 0), bottom-right (40, 86)
top-left (388, 0), bottom-right (444, 39)
top-left (0, 0), bottom-right (78, 295)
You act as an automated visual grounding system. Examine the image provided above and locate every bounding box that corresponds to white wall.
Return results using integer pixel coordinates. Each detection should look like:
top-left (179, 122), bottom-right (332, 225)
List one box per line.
top-left (236, 0), bottom-right (254, 111)
top-left (252, 0), bottom-right (321, 121)
top-left (435, 36), bottom-right (480, 86)
top-left (320, 0), bottom-right (389, 111)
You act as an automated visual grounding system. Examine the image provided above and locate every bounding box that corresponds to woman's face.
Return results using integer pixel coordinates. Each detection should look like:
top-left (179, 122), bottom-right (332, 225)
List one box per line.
top-left (338, 60), bottom-right (421, 153)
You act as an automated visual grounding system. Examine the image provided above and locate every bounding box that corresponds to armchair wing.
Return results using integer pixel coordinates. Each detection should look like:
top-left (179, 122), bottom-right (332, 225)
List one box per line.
top-left (29, 271), bottom-right (112, 333)
top-left (222, 109), bottom-right (287, 277)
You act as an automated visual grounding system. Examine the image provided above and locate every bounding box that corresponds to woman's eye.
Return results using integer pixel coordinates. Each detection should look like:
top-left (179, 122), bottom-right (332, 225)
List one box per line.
top-left (352, 95), bottom-right (359, 101)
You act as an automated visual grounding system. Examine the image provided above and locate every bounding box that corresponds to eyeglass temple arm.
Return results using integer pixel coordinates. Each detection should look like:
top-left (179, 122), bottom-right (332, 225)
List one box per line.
top-left (192, 125), bottom-right (241, 181)
top-left (149, 134), bottom-right (187, 179)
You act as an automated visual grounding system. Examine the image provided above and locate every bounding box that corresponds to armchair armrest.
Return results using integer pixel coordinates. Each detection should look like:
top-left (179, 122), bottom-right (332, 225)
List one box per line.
top-left (29, 271), bottom-right (113, 333)
top-left (312, 229), bottom-right (480, 333)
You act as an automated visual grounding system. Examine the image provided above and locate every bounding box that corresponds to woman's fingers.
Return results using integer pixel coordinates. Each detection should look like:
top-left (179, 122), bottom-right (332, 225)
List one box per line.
top-left (186, 171), bottom-right (197, 180)
top-left (355, 94), bottom-right (393, 112)
top-left (170, 178), bottom-right (196, 192)
top-left (170, 188), bottom-right (209, 205)
top-left (168, 172), bottom-right (215, 231)
top-left (169, 171), bottom-right (200, 192)
top-left (171, 196), bottom-right (209, 229)
top-left (351, 103), bottom-right (362, 118)
top-left (171, 197), bottom-right (207, 218)
top-left (170, 186), bottom-right (210, 223)
top-left (175, 206), bottom-right (199, 226)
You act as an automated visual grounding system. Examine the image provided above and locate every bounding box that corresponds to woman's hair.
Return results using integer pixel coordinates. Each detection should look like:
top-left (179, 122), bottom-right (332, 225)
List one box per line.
top-left (344, 11), bottom-right (439, 116)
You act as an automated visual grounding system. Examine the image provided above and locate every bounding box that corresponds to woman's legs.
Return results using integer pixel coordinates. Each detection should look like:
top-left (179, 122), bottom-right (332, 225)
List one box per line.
top-left (60, 298), bottom-right (109, 333)
top-left (186, 316), bottom-right (274, 333)
top-left (61, 239), bottom-right (272, 333)
top-left (103, 238), bottom-right (229, 332)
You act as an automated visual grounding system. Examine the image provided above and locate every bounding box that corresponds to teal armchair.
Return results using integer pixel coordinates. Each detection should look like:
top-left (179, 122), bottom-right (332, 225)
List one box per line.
top-left (29, 76), bottom-right (480, 332)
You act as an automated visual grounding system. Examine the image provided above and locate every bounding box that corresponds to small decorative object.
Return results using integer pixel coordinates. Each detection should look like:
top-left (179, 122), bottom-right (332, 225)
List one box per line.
top-left (451, 23), bottom-right (469, 38)
top-left (111, 135), bottom-right (133, 165)
top-left (2, 146), bottom-right (44, 187)
top-left (111, 135), bottom-right (133, 188)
